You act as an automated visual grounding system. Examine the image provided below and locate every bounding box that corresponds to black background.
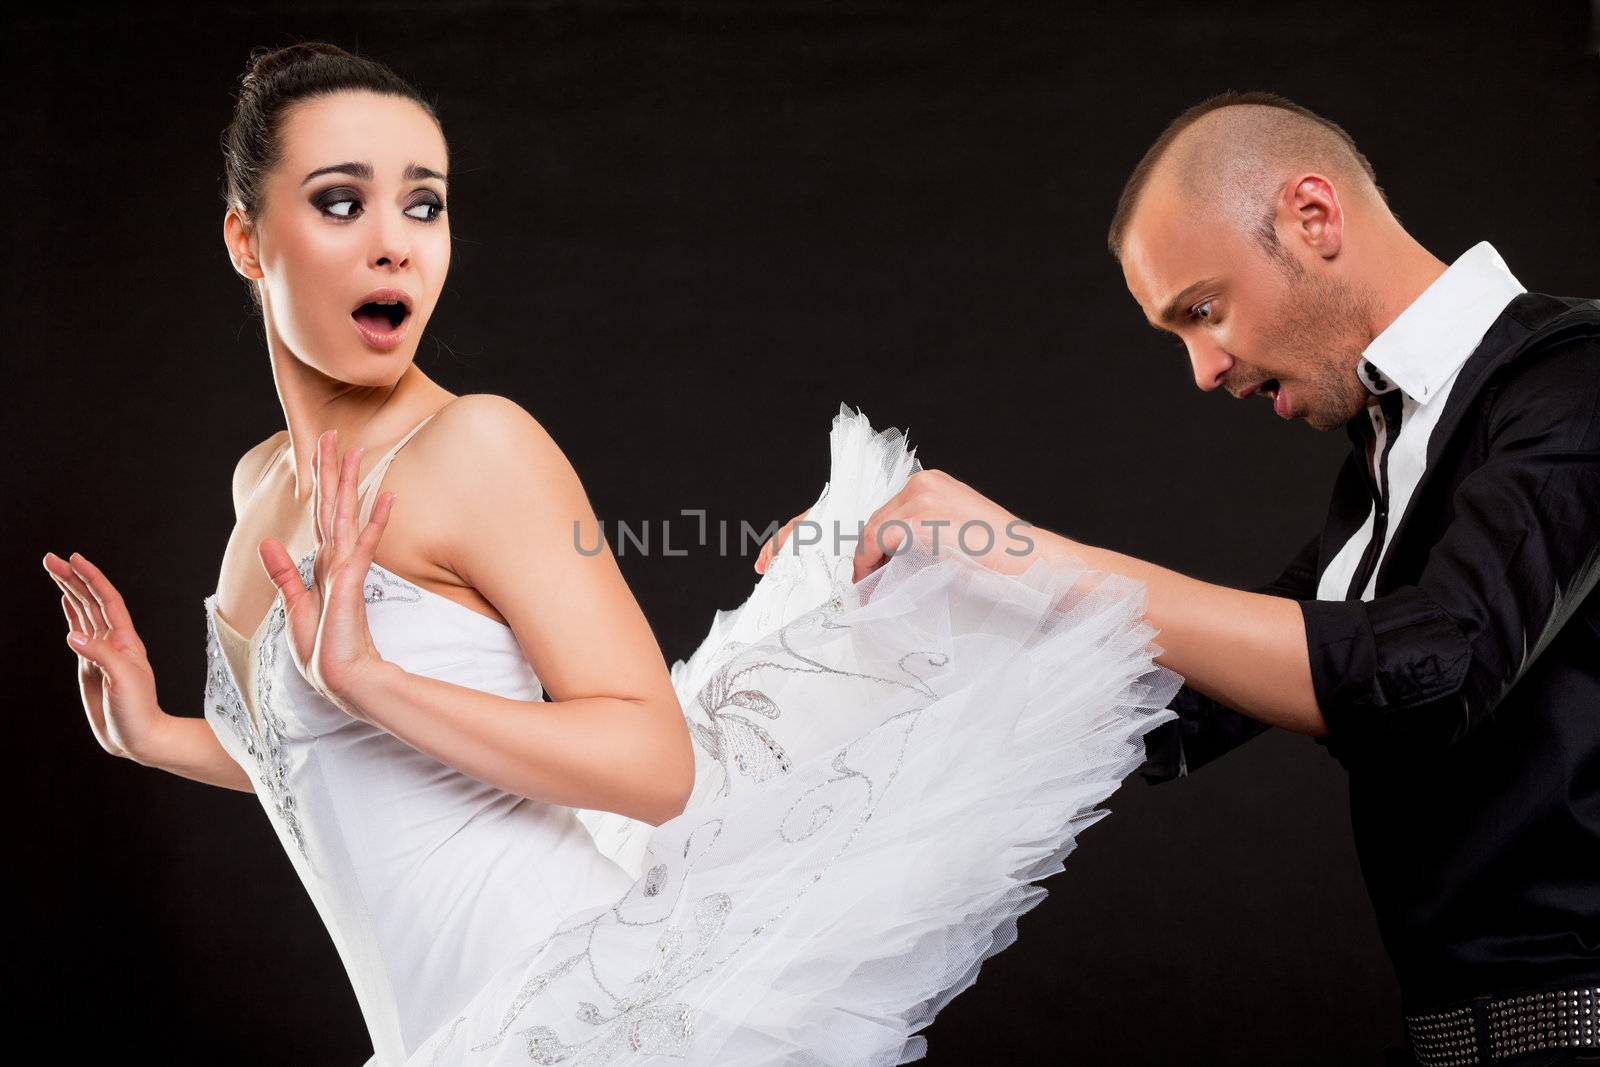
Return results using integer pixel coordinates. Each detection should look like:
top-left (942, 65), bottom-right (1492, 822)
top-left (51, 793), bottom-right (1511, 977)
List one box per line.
top-left (8, 2), bottom-right (1597, 1064)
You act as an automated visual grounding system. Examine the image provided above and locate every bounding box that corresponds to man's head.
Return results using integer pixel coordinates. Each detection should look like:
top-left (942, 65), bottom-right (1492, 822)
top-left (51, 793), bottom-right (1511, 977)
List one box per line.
top-left (1111, 91), bottom-right (1403, 432)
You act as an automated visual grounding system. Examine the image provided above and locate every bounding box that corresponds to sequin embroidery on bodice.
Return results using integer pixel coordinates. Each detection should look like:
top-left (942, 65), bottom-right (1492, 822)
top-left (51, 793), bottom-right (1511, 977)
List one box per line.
top-left (199, 409), bottom-right (634, 1063)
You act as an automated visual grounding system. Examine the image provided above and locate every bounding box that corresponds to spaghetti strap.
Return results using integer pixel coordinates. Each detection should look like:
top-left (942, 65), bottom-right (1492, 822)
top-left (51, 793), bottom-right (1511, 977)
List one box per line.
top-left (355, 404), bottom-right (451, 525)
top-left (244, 433), bottom-right (292, 502)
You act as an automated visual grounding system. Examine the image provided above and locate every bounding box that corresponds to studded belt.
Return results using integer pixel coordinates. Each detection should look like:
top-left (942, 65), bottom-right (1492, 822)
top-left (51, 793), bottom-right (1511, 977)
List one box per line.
top-left (1405, 985), bottom-right (1598, 1065)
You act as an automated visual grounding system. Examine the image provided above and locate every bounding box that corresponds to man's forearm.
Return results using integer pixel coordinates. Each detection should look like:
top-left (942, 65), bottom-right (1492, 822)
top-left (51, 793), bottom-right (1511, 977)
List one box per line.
top-left (1033, 530), bottom-right (1328, 737)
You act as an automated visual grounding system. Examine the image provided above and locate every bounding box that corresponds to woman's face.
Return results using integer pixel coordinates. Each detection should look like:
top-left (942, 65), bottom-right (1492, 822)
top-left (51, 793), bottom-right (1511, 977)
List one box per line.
top-left (227, 90), bottom-right (450, 384)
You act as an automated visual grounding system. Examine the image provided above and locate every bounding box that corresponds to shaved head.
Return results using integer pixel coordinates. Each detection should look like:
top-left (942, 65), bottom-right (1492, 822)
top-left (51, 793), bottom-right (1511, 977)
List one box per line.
top-left (1109, 92), bottom-right (1447, 434)
top-left (1108, 92), bottom-right (1387, 261)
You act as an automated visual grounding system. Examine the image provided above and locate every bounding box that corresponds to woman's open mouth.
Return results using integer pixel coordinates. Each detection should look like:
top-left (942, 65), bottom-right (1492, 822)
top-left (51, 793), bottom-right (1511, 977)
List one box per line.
top-left (350, 288), bottom-right (413, 351)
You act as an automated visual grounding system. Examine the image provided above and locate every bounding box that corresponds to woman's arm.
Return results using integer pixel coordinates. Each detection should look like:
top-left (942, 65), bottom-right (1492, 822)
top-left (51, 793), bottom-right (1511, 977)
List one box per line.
top-left (335, 395), bottom-right (695, 826)
top-left (128, 714), bottom-right (255, 793)
top-left (43, 551), bottom-right (254, 793)
top-left (345, 663), bottom-right (692, 825)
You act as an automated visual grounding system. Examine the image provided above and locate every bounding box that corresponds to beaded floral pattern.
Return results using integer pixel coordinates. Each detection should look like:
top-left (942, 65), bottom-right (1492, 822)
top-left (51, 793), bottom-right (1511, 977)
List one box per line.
top-left (203, 546), bottom-right (319, 859)
top-left (418, 588), bottom-right (949, 1064)
top-left (204, 545), bottom-right (431, 865)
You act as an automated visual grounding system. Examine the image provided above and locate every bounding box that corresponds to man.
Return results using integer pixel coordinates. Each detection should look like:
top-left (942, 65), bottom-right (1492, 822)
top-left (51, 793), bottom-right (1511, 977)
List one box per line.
top-left (757, 92), bottom-right (1598, 1065)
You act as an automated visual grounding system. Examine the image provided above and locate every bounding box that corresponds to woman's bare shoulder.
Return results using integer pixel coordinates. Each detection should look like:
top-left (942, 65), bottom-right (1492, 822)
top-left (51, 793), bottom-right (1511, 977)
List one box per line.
top-left (388, 393), bottom-right (586, 591)
top-left (424, 393), bottom-right (569, 471)
top-left (230, 429), bottom-right (289, 518)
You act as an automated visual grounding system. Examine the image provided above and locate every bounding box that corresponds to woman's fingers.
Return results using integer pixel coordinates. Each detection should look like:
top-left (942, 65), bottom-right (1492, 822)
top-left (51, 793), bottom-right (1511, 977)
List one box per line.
top-left (62, 622), bottom-right (133, 682)
top-left (351, 490), bottom-right (396, 572)
top-left (258, 536), bottom-right (311, 617)
top-left (58, 592), bottom-right (100, 674)
top-left (44, 552), bottom-right (108, 635)
top-left (59, 591), bottom-right (85, 634)
top-left (334, 444), bottom-right (363, 560)
top-left (66, 553), bottom-right (141, 648)
top-left (314, 428), bottom-right (363, 563)
top-left (314, 429), bottom-right (336, 548)
top-left (44, 562), bottom-right (84, 623)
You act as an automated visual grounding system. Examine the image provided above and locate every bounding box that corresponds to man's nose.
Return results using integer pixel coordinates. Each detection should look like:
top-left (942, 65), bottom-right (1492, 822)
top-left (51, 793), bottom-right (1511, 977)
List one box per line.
top-left (1187, 338), bottom-right (1232, 392)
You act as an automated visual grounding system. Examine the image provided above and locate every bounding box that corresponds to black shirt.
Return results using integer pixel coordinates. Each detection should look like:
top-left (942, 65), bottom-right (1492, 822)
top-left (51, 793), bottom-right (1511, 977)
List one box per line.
top-left (1140, 292), bottom-right (1600, 1011)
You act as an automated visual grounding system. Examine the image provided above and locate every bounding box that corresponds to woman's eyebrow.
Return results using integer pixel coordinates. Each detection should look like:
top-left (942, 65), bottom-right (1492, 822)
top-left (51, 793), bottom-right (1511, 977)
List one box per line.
top-left (300, 161), bottom-right (448, 186)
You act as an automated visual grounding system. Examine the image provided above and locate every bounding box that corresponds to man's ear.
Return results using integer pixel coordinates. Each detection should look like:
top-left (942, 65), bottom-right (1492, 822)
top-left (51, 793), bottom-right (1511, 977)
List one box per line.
top-left (1279, 173), bottom-right (1344, 260)
top-left (223, 208), bottom-right (264, 282)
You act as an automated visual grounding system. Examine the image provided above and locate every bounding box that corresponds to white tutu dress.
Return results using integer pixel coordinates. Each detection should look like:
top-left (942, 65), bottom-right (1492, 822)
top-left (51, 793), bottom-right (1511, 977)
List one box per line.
top-left (202, 405), bottom-right (1180, 1065)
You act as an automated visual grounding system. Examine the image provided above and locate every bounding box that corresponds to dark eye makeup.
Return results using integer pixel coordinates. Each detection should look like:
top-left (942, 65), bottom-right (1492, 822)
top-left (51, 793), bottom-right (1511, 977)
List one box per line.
top-left (311, 186), bottom-right (447, 223)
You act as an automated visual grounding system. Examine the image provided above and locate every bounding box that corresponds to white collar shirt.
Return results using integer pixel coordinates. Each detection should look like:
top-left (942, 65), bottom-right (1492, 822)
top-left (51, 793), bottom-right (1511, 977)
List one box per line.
top-left (1315, 241), bottom-right (1527, 602)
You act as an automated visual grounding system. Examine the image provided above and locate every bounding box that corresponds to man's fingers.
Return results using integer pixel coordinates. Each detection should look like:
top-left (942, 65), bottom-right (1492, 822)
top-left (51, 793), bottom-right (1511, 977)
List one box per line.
top-left (756, 509), bottom-right (812, 574)
top-left (772, 509), bottom-right (810, 554)
top-left (853, 501), bottom-right (906, 583)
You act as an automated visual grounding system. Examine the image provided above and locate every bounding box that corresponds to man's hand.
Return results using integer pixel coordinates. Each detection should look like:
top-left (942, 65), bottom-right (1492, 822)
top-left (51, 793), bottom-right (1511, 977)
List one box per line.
top-left (754, 468), bottom-right (1326, 736)
top-left (755, 469), bottom-right (1041, 583)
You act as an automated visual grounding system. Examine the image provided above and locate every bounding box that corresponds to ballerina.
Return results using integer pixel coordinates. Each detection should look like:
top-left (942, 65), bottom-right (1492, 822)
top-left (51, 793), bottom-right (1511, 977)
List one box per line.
top-left (42, 42), bottom-right (1179, 1065)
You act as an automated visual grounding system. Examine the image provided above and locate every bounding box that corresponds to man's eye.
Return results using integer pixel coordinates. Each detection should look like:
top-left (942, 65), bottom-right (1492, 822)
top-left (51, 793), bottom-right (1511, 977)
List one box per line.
top-left (1190, 300), bottom-right (1215, 322)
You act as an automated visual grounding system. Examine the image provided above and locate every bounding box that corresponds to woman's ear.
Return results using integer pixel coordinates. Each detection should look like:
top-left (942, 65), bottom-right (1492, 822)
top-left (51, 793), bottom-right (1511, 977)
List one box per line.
top-left (223, 208), bottom-right (264, 282)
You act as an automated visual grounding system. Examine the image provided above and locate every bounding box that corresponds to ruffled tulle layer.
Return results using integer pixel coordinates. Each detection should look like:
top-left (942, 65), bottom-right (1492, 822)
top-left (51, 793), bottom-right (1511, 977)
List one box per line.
top-left (407, 406), bottom-right (1180, 1065)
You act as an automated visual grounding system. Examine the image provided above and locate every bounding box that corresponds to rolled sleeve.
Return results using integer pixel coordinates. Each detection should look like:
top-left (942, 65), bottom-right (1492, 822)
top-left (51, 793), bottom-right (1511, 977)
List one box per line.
top-left (1299, 589), bottom-right (1472, 740)
top-left (1297, 340), bottom-right (1600, 750)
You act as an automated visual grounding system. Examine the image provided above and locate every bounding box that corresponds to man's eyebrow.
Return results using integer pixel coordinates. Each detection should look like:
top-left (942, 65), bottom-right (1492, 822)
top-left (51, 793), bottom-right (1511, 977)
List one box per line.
top-left (300, 162), bottom-right (449, 187)
top-left (1153, 278), bottom-right (1223, 328)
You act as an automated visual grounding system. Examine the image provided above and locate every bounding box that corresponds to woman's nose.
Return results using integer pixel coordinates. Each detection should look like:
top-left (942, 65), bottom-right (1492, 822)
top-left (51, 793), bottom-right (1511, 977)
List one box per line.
top-left (370, 217), bottom-right (411, 270)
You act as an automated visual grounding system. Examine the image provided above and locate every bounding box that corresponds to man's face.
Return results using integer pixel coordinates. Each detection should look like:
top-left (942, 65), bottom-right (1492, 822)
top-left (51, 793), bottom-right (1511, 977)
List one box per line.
top-left (1120, 178), bottom-right (1374, 432)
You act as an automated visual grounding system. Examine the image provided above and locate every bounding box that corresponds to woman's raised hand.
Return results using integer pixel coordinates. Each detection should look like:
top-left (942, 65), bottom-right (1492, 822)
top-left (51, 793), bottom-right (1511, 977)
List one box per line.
top-left (43, 550), bottom-right (165, 760)
top-left (257, 429), bottom-right (397, 721)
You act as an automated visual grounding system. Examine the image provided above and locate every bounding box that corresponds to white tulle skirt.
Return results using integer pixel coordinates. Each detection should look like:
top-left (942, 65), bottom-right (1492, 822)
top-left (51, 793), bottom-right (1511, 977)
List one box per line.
top-left (408, 406), bottom-right (1180, 1065)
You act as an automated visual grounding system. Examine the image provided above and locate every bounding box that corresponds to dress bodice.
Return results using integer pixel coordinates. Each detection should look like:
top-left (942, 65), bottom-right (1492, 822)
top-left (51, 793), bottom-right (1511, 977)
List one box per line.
top-left (201, 412), bottom-right (635, 1063)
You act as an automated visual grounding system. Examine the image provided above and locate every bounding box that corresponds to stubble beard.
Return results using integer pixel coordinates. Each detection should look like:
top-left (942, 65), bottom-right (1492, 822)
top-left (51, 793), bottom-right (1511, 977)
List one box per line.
top-left (1267, 259), bottom-right (1378, 432)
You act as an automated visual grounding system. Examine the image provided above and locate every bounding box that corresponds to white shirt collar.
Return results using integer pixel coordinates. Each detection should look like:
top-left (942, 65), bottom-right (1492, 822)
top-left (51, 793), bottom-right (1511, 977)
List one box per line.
top-left (1357, 241), bottom-right (1527, 404)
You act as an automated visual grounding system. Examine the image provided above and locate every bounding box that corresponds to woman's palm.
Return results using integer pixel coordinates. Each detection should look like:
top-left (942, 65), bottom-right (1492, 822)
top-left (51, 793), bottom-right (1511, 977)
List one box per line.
top-left (259, 429), bottom-right (397, 721)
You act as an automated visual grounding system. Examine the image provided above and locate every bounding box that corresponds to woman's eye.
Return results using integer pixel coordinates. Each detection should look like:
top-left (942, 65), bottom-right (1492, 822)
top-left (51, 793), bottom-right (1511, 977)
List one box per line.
top-left (315, 191), bottom-right (445, 222)
top-left (323, 196), bottom-right (359, 219)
